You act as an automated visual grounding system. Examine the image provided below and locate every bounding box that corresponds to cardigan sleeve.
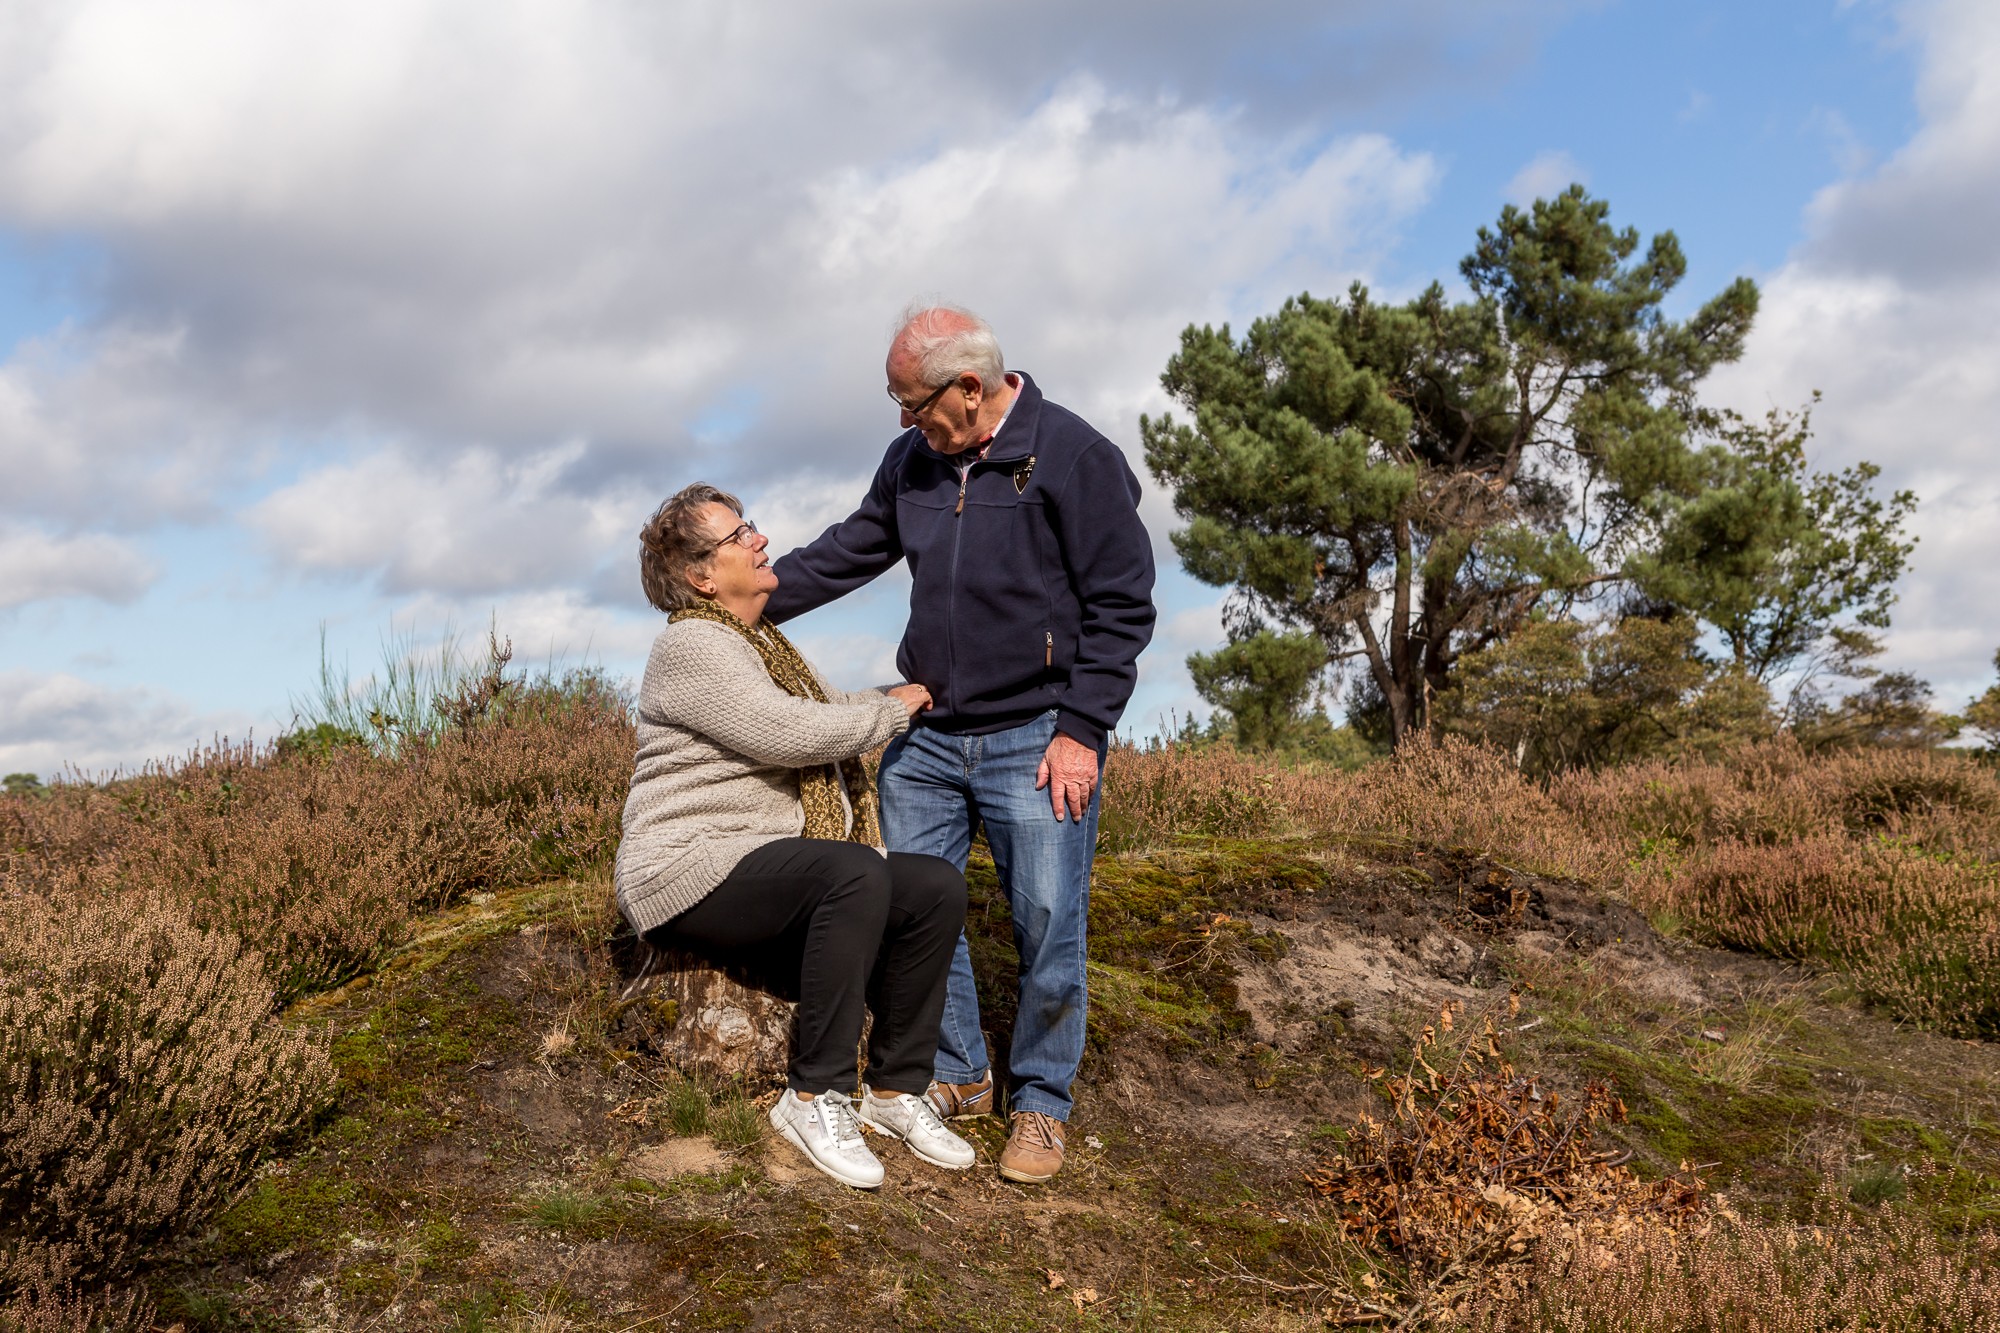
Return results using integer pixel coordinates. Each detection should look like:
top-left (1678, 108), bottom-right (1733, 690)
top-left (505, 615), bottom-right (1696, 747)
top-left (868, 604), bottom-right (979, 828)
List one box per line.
top-left (647, 621), bottom-right (907, 766)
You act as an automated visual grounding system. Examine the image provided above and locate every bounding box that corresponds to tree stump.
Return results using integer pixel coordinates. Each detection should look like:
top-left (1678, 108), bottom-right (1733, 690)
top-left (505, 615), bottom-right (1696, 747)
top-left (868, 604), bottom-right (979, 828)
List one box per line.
top-left (610, 938), bottom-right (795, 1090)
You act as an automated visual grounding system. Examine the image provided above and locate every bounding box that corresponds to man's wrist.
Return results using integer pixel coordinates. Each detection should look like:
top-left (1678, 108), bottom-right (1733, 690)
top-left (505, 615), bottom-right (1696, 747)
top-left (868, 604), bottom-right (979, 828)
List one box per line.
top-left (1053, 713), bottom-right (1106, 755)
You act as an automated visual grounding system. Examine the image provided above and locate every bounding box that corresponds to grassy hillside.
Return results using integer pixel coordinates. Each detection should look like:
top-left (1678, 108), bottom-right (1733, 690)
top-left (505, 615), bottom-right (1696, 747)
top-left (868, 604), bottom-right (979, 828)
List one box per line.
top-left (6, 682), bottom-right (2000, 1329)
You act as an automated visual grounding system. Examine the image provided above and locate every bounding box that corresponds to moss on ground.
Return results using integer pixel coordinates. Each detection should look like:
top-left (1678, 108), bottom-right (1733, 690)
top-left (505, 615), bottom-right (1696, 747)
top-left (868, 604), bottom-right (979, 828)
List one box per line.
top-left (964, 839), bottom-right (1319, 1061)
top-left (212, 1168), bottom-right (363, 1261)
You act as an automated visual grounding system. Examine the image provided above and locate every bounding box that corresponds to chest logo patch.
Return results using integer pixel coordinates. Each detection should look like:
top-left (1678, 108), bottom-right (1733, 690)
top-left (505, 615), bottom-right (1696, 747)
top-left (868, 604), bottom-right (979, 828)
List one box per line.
top-left (1013, 456), bottom-right (1036, 494)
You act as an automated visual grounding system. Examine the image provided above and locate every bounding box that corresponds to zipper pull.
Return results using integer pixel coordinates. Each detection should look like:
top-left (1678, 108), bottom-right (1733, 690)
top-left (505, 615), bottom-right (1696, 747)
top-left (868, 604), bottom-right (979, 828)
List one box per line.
top-left (1045, 631), bottom-right (1053, 667)
top-left (955, 475), bottom-right (967, 516)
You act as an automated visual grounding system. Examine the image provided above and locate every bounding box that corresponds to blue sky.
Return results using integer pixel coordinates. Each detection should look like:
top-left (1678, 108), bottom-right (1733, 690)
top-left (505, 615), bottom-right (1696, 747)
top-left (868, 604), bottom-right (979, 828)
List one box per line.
top-left (3, 0), bottom-right (1994, 777)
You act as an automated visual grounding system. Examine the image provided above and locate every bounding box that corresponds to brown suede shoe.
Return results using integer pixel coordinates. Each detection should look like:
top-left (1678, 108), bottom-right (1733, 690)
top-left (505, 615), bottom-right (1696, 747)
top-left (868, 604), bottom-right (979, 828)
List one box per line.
top-left (999, 1111), bottom-right (1066, 1184)
top-left (924, 1072), bottom-right (994, 1121)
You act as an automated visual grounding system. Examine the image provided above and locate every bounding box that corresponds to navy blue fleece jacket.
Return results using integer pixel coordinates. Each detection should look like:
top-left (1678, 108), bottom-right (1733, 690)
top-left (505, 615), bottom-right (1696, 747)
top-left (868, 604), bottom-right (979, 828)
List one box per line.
top-left (765, 372), bottom-right (1156, 751)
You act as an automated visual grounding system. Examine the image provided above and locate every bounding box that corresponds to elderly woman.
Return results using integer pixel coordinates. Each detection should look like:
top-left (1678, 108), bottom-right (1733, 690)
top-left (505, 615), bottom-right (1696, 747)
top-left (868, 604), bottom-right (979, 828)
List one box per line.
top-left (615, 483), bottom-right (973, 1189)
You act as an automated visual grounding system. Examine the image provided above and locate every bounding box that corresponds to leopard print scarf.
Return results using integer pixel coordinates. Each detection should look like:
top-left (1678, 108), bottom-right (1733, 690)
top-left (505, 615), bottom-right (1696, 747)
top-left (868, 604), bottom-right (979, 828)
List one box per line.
top-left (667, 600), bottom-right (883, 847)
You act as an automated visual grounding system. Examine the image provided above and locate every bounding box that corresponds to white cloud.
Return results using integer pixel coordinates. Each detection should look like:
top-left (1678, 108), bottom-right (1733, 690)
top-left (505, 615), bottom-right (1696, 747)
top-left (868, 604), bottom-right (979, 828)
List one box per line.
top-left (0, 670), bottom-right (253, 779)
top-left (247, 441), bottom-right (631, 597)
top-left (0, 524), bottom-right (154, 608)
top-left (784, 633), bottom-right (903, 695)
top-left (336, 588), bottom-right (663, 679)
top-left (0, 5), bottom-right (1443, 532)
top-left (1503, 149), bottom-right (1586, 206)
top-left (1802, 0), bottom-right (2000, 288)
top-left (1118, 592), bottom-right (1228, 740)
top-left (1707, 0), bottom-right (2000, 706)
top-left (750, 472), bottom-right (881, 561)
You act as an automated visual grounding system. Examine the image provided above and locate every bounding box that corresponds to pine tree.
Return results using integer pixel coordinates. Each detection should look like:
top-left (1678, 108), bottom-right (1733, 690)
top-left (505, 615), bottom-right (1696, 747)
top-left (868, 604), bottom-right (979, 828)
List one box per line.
top-left (1143, 187), bottom-right (1758, 746)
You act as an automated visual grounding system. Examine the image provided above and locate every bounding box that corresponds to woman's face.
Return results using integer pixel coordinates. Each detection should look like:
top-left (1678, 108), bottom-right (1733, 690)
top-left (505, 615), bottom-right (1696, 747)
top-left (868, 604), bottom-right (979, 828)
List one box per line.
top-left (691, 501), bottom-right (777, 616)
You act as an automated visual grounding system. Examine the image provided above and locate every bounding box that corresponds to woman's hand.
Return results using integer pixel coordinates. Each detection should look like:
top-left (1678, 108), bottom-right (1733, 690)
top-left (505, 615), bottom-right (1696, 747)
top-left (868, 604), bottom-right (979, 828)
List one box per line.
top-left (886, 683), bottom-right (932, 718)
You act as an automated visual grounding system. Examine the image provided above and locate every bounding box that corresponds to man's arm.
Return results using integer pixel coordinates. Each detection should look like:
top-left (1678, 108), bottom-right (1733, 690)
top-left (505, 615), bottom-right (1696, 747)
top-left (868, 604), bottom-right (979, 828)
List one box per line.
top-left (764, 445), bottom-right (906, 625)
top-left (1048, 437), bottom-right (1157, 754)
top-left (1034, 436), bottom-right (1154, 820)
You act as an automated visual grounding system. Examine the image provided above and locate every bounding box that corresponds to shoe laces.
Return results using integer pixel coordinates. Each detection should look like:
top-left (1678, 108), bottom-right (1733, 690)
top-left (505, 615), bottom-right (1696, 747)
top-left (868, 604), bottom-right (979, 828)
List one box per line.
top-left (906, 1092), bottom-right (950, 1139)
top-left (1012, 1111), bottom-right (1062, 1152)
top-left (815, 1092), bottom-right (864, 1149)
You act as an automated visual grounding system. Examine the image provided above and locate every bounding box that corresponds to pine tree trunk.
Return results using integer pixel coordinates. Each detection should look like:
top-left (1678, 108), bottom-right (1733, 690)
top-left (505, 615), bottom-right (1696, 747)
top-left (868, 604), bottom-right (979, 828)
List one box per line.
top-left (611, 940), bottom-right (795, 1090)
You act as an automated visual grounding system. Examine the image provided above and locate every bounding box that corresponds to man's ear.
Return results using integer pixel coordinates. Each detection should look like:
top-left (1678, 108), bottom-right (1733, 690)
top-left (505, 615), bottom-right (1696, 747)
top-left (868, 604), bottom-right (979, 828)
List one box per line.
top-left (958, 373), bottom-right (984, 410)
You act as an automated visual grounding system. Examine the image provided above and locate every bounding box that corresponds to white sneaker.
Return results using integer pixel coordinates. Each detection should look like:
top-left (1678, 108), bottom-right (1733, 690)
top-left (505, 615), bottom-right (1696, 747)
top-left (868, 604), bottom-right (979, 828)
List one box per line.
top-left (768, 1090), bottom-right (883, 1189)
top-left (860, 1085), bottom-right (977, 1170)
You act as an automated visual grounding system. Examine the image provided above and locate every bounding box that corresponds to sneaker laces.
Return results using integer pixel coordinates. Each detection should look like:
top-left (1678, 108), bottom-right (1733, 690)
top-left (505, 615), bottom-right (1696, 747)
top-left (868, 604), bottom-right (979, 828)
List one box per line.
top-left (906, 1092), bottom-right (950, 1139)
top-left (816, 1092), bottom-right (864, 1149)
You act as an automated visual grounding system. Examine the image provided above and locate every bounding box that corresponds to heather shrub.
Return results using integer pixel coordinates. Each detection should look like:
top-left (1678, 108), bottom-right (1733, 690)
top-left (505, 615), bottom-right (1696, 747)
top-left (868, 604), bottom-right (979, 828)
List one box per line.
top-left (1821, 745), bottom-right (2000, 854)
top-left (1845, 925), bottom-right (2000, 1036)
top-left (0, 891), bottom-right (332, 1324)
top-left (1550, 740), bottom-right (1829, 849)
top-left (0, 666), bottom-right (634, 1006)
top-left (1552, 739), bottom-right (2000, 856)
top-left (1102, 735), bottom-right (1616, 879)
top-left (0, 1285), bottom-right (150, 1333)
top-left (110, 743), bottom-right (445, 1000)
top-left (1473, 1196), bottom-right (2000, 1331)
top-left (1638, 838), bottom-right (2000, 1037)
top-left (1101, 733), bottom-right (2000, 1035)
top-left (424, 670), bottom-right (633, 879)
top-left (1099, 741), bottom-right (1291, 852)
top-left (0, 782), bottom-right (132, 901)
top-left (1326, 736), bottom-right (1617, 881)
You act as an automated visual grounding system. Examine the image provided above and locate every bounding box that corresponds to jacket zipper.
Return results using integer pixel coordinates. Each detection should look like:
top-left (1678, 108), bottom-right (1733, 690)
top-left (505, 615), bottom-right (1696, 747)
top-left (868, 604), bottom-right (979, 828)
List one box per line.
top-left (1045, 630), bottom-right (1053, 668)
top-left (944, 465), bottom-right (968, 716)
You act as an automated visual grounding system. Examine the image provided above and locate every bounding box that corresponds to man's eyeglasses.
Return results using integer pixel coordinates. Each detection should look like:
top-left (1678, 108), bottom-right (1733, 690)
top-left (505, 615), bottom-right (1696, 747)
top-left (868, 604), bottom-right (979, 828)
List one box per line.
top-left (704, 520), bottom-right (760, 553)
top-left (887, 378), bottom-right (957, 416)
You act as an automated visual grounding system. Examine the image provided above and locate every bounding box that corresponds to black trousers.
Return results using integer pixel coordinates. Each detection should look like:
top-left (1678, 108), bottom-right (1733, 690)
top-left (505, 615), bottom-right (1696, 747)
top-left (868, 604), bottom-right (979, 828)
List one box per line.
top-left (649, 838), bottom-right (967, 1095)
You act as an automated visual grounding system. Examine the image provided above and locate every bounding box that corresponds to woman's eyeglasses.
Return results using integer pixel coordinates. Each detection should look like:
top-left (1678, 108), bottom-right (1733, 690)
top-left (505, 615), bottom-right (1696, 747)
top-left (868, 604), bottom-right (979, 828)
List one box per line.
top-left (705, 520), bottom-right (760, 553)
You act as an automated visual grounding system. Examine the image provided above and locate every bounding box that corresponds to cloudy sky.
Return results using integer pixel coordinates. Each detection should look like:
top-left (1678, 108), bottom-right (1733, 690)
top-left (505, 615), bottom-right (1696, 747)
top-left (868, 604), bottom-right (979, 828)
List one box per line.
top-left (2, 0), bottom-right (1994, 777)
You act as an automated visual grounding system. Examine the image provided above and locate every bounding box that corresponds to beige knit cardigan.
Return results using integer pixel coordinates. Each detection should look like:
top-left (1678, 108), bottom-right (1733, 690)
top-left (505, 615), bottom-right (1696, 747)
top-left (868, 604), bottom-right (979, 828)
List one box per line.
top-left (613, 617), bottom-right (909, 936)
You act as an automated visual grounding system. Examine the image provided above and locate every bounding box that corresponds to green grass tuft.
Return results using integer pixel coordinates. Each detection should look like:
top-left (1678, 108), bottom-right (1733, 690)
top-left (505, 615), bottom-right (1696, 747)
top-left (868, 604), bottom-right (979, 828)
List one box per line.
top-left (1850, 1160), bottom-right (1910, 1207)
top-left (529, 1185), bottom-right (603, 1232)
top-left (662, 1076), bottom-right (710, 1137)
top-left (709, 1095), bottom-right (764, 1152)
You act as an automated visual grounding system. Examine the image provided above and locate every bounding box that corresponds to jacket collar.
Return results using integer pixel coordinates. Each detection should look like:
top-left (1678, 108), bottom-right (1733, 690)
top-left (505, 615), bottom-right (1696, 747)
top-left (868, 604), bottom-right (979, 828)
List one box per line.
top-left (909, 371), bottom-right (1042, 466)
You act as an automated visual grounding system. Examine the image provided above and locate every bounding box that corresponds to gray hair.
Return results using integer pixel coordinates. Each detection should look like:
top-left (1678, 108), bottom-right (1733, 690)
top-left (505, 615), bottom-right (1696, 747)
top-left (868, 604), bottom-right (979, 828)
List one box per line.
top-left (894, 303), bottom-right (1006, 392)
top-left (638, 482), bottom-right (743, 613)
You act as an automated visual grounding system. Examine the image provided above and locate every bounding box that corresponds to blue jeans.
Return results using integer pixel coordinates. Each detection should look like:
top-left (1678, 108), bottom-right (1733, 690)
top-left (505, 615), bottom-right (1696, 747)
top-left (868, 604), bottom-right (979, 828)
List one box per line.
top-left (877, 710), bottom-right (1099, 1122)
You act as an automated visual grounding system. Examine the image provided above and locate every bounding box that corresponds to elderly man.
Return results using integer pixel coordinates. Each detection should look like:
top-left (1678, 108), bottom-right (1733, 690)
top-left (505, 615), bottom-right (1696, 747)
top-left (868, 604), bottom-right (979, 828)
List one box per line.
top-left (765, 304), bottom-right (1155, 1183)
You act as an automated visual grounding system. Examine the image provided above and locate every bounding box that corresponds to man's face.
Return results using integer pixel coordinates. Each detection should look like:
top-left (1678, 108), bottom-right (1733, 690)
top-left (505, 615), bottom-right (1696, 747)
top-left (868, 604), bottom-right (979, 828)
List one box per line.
top-left (887, 355), bottom-right (983, 455)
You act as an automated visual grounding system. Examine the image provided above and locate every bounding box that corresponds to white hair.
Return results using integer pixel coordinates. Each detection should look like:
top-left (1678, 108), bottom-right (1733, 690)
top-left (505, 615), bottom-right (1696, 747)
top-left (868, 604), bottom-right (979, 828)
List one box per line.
top-left (893, 302), bottom-right (1006, 391)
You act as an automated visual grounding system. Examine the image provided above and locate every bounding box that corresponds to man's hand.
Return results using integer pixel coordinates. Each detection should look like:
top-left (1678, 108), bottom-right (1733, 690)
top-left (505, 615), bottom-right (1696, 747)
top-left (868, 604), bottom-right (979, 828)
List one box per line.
top-left (1035, 732), bottom-right (1101, 821)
